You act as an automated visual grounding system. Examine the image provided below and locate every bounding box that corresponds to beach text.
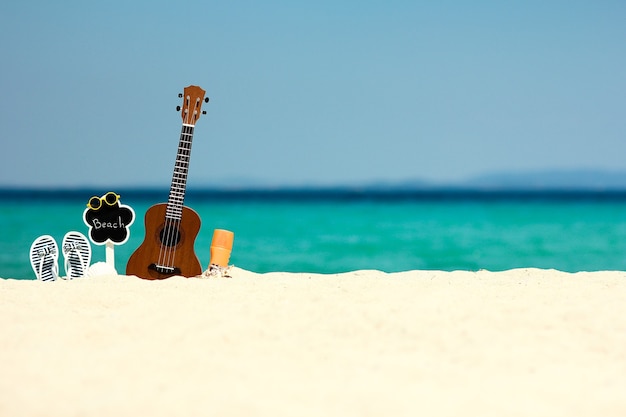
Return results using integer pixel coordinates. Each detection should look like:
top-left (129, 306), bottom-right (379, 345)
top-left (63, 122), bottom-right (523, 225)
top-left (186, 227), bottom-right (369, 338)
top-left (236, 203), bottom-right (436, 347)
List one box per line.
top-left (91, 216), bottom-right (125, 230)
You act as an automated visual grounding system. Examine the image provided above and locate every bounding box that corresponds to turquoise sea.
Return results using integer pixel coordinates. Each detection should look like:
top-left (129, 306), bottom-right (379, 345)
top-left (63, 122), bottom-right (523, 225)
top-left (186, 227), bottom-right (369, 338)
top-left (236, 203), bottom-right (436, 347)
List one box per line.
top-left (2, 189), bottom-right (626, 279)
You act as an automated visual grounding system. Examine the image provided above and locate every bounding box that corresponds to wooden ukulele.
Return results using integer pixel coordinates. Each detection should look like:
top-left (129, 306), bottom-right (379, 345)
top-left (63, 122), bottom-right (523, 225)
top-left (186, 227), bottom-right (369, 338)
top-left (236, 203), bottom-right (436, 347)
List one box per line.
top-left (126, 85), bottom-right (208, 280)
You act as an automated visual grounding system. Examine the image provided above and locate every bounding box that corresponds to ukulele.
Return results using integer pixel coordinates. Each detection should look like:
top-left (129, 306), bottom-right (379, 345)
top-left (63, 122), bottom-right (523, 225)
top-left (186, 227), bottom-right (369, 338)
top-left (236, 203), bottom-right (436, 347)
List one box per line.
top-left (126, 85), bottom-right (208, 280)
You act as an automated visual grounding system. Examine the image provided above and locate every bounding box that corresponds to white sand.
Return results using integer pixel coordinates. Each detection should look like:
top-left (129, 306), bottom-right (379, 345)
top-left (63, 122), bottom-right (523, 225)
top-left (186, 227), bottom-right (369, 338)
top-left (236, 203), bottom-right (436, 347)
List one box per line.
top-left (1, 268), bottom-right (626, 417)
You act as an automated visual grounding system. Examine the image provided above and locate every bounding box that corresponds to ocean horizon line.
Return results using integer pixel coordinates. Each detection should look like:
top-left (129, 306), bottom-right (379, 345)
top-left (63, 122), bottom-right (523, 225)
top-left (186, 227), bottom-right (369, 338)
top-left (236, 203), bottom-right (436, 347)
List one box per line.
top-left (3, 185), bottom-right (626, 202)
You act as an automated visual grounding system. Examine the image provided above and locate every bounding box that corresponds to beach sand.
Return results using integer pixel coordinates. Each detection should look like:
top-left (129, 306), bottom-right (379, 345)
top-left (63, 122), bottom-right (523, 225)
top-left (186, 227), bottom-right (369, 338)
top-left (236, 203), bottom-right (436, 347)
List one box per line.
top-left (1, 268), bottom-right (625, 416)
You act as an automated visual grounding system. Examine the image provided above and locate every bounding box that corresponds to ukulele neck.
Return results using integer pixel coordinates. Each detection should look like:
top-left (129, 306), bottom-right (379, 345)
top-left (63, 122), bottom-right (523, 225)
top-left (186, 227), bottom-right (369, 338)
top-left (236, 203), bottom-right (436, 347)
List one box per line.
top-left (165, 123), bottom-right (194, 220)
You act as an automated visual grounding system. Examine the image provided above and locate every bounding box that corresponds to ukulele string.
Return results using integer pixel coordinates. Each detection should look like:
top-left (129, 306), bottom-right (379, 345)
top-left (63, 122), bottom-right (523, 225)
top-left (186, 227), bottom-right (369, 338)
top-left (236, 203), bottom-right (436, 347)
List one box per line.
top-left (168, 218), bottom-right (181, 270)
top-left (156, 92), bottom-right (201, 275)
top-left (158, 217), bottom-right (177, 271)
top-left (160, 119), bottom-right (193, 273)
top-left (158, 126), bottom-right (189, 273)
top-left (164, 217), bottom-right (178, 270)
top-left (157, 218), bottom-right (168, 270)
top-left (167, 217), bottom-right (180, 270)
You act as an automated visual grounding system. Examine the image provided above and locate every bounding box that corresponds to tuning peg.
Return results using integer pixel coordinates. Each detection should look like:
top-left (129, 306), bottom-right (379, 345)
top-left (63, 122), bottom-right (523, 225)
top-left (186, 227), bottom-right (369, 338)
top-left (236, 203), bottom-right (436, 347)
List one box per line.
top-left (204, 97), bottom-right (209, 103)
top-left (176, 106), bottom-right (181, 111)
top-left (202, 110), bottom-right (207, 115)
top-left (178, 93), bottom-right (183, 98)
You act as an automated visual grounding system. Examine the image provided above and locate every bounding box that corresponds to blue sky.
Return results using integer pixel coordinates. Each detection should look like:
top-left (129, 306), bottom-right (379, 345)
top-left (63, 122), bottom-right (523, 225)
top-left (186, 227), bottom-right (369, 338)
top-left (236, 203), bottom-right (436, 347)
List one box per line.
top-left (1, 0), bottom-right (624, 188)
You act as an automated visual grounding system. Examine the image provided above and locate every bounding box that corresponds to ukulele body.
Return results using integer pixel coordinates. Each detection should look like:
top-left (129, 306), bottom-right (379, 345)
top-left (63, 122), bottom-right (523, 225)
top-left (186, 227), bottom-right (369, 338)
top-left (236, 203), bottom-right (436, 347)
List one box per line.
top-left (126, 203), bottom-right (202, 279)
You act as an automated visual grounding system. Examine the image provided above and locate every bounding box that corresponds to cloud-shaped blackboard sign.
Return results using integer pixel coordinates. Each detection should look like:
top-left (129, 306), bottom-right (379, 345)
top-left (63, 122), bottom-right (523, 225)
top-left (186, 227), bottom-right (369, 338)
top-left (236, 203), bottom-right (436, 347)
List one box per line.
top-left (83, 192), bottom-right (135, 245)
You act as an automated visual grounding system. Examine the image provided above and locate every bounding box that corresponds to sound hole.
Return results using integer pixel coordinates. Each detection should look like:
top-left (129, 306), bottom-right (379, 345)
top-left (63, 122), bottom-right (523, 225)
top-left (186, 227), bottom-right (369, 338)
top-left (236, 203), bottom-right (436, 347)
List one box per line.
top-left (159, 227), bottom-right (181, 247)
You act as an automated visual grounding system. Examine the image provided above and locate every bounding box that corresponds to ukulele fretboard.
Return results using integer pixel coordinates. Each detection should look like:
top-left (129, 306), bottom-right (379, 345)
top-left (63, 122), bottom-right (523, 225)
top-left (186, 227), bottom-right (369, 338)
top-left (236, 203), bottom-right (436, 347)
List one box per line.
top-left (166, 124), bottom-right (194, 220)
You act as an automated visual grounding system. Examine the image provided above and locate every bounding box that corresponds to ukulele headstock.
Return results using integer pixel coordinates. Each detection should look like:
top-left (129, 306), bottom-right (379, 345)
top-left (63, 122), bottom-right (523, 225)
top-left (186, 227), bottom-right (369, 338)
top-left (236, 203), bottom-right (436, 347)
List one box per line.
top-left (177, 85), bottom-right (209, 125)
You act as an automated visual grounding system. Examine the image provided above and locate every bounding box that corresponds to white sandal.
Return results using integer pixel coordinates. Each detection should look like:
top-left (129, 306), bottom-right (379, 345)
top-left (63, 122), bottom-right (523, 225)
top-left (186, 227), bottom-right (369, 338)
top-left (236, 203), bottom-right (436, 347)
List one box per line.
top-left (30, 235), bottom-right (59, 281)
top-left (62, 231), bottom-right (92, 279)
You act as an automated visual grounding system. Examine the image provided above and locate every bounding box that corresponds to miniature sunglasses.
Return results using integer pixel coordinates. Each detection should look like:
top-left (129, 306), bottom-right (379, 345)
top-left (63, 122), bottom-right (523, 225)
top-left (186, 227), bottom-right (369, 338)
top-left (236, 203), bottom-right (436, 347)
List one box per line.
top-left (87, 192), bottom-right (120, 210)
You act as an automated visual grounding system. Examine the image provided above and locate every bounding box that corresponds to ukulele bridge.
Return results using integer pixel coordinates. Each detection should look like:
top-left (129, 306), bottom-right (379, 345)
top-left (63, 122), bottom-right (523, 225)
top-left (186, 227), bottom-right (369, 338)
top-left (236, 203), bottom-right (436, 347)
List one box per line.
top-left (148, 263), bottom-right (182, 276)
